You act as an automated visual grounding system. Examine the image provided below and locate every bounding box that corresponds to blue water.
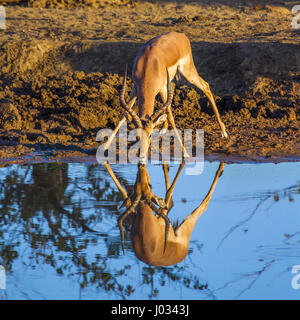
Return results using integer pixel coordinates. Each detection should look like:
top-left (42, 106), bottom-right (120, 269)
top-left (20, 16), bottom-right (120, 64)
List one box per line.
top-left (0, 161), bottom-right (299, 300)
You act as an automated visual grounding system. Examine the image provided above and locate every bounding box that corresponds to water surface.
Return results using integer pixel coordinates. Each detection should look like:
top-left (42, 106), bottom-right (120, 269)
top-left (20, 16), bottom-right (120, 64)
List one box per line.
top-left (0, 161), bottom-right (299, 300)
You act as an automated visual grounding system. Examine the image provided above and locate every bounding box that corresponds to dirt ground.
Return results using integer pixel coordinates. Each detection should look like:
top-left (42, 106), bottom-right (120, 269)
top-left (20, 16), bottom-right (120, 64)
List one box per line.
top-left (0, 0), bottom-right (299, 164)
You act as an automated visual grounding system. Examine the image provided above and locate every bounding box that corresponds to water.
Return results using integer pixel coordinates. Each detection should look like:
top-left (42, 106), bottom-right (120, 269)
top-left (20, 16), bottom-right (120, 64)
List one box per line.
top-left (0, 161), bottom-right (299, 300)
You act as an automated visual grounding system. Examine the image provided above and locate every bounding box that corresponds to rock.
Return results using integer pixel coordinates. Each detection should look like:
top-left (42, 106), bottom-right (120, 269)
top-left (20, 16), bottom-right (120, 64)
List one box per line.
top-left (0, 99), bottom-right (22, 130)
top-left (78, 107), bottom-right (101, 129)
top-left (266, 5), bottom-right (291, 15)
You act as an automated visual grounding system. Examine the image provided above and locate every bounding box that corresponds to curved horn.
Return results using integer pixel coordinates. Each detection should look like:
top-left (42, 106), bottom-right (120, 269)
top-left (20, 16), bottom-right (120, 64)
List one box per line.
top-left (119, 65), bottom-right (143, 129)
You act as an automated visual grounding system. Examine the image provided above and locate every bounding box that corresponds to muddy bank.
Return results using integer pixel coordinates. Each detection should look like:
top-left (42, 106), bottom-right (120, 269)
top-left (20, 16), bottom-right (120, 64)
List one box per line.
top-left (0, 68), bottom-right (299, 164)
top-left (0, 2), bottom-right (299, 163)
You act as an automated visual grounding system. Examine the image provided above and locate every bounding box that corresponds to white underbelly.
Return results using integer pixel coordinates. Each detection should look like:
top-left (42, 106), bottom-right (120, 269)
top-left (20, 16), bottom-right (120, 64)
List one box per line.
top-left (167, 64), bottom-right (178, 81)
top-left (167, 55), bottom-right (189, 80)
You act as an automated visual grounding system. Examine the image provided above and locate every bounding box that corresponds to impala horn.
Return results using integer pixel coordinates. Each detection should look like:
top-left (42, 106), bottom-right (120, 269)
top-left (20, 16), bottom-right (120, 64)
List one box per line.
top-left (119, 65), bottom-right (143, 129)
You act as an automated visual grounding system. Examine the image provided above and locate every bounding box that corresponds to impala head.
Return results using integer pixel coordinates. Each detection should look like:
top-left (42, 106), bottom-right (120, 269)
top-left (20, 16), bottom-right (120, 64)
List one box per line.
top-left (119, 65), bottom-right (174, 162)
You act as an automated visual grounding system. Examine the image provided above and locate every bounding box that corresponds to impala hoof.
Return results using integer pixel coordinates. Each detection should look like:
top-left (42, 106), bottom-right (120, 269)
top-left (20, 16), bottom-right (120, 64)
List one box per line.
top-left (221, 131), bottom-right (228, 139)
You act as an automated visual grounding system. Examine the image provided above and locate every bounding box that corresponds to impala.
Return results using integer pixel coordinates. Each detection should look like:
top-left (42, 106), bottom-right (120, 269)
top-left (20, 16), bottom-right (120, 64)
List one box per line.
top-left (104, 161), bottom-right (225, 266)
top-left (104, 32), bottom-right (228, 159)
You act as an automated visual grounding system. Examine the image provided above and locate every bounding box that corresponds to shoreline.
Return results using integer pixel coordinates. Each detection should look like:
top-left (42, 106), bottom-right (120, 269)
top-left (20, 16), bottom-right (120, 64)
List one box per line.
top-left (0, 148), bottom-right (299, 166)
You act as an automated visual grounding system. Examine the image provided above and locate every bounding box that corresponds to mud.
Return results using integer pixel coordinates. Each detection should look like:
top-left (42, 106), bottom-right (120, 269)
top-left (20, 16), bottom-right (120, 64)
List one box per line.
top-left (0, 0), bottom-right (299, 164)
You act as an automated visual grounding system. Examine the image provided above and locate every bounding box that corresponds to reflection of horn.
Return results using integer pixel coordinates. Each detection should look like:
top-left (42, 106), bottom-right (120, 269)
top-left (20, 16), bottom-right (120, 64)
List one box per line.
top-left (103, 162), bottom-right (225, 266)
top-left (118, 194), bottom-right (141, 254)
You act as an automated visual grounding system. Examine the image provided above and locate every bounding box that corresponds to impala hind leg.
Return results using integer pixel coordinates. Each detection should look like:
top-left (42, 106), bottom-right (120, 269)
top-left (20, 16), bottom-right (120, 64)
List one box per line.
top-left (175, 162), bottom-right (225, 244)
top-left (180, 61), bottom-right (228, 138)
top-left (167, 106), bottom-right (189, 158)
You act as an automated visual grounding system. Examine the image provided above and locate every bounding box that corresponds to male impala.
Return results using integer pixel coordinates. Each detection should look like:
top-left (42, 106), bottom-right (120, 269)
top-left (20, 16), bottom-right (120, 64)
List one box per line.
top-left (104, 161), bottom-right (225, 266)
top-left (104, 32), bottom-right (228, 156)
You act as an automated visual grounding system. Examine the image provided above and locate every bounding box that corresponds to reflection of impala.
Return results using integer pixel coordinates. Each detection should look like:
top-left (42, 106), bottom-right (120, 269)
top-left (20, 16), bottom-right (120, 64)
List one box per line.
top-left (104, 32), bottom-right (228, 159)
top-left (104, 162), bottom-right (225, 266)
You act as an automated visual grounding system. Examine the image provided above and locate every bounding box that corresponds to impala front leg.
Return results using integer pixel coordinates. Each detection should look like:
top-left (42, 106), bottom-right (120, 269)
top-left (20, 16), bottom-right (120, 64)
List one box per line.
top-left (104, 95), bottom-right (137, 152)
top-left (165, 161), bottom-right (185, 208)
